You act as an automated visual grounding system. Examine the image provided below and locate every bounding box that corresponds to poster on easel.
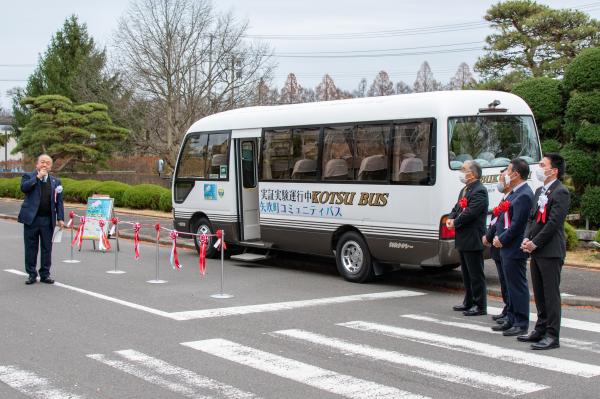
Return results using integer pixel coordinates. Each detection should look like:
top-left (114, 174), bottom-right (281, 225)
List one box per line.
top-left (82, 196), bottom-right (114, 240)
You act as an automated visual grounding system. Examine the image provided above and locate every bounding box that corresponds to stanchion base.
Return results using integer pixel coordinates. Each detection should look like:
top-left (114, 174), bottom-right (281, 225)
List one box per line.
top-left (62, 259), bottom-right (81, 263)
top-left (147, 279), bottom-right (167, 284)
top-left (107, 270), bottom-right (126, 274)
top-left (210, 293), bottom-right (234, 299)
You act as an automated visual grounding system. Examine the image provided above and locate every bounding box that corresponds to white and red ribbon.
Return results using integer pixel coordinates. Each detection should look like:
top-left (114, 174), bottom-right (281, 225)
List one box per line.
top-left (199, 234), bottom-right (208, 275)
top-left (169, 230), bottom-right (182, 269)
top-left (97, 219), bottom-right (111, 251)
top-left (110, 217), bottom-right (118, 236)
top-left (213, 229), bottom-right (227, 251)
top-left (66, 211), bottom-right (75, 228)
top-left (133, 223), bottom-right (141, 259)
top-left (154, 223), bottom-right (161, 242)
top-left (71, 216), bottom-right (85, 250)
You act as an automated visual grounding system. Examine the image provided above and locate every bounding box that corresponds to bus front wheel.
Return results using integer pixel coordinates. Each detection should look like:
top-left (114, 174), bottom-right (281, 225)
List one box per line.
top-left (335, 231), bottom-right (374, 283)
top-left (192, 217), bottom-right (217, 258)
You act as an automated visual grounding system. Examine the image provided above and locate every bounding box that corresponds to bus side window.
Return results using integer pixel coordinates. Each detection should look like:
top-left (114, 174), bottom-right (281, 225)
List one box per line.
top-left (262, 129), bottom-right (293, 180)
top-left (355, 125), bottom-right (390, 181)
top-left (291, 128), bottom-right (319, 181)
top-left (392, 122), bottom-right (432, 185)
top-left (322, 126), bottom-right (354, 180)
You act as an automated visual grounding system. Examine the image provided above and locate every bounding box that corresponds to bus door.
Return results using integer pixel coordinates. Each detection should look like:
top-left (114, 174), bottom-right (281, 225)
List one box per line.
top-left (235, 138), bottom-right (260, 240)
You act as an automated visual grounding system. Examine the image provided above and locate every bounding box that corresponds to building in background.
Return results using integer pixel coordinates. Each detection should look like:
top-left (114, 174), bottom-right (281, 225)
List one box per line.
top-left (0, 121), bottom-right (23, 172)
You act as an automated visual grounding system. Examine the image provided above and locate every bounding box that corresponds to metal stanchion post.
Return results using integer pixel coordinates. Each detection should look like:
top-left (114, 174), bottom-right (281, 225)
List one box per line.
top-left (107, 222), bottom-right (125, 274)
top-left (147, 227), bottom-right (167, 284)
top-left (211, 230), bottom-right (233, 299)
top-left (62, 224), bottom-right (80, 264)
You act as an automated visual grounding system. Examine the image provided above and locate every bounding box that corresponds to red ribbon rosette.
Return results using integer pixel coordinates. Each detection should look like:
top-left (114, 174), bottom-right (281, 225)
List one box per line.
top-left (498, 200), bottom-right (511, 228)
top-left (536, 205), bottom-right (547, 223)
top-left (458, 197), bottom-right (468, 209)
top-left (72, 216), bottom-right (85, 250)
top-left (98, 219), bottom-right (111, 251)
top-left (133, 223), bottom-right (141, 259)
top-left (154, 223), bottom-right (161, 242)
top-left (110, 217), bottom-right (118, 236)
top-left (169, 230), bottom-right (182, 269)
top-left (199, 234), bottom-right (208, 275)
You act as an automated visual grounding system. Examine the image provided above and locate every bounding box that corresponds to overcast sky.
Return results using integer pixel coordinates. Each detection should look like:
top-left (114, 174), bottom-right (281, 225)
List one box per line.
top-left (1, 0), bottom-right (599, 110)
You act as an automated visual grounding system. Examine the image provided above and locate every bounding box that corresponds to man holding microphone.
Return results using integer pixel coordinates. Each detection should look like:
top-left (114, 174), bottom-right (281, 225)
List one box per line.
top-left (18, 154), bottom-right (65, 285)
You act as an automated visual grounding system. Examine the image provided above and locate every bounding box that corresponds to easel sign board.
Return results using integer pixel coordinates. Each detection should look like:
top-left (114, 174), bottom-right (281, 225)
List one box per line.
top-left (82, 196), bottom-right (114, 240)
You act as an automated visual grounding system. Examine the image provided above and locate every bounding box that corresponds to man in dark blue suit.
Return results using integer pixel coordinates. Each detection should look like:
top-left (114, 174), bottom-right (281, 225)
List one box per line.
top-left (491, 158), bottom-right (534, 336)
top-left (18, 154), bottom-right (65, 285)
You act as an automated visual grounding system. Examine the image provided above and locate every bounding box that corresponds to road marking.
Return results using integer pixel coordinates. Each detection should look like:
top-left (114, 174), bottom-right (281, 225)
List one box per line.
top-left (3, 269), bottom-right (424, 321)
top-left (488, 306), bottom-right (600, 334)
top-left (181, 338), bottom-right (426, 399)
top-left (341, 320), bottom-right (600, 378)
top-left (272, 329), bottom-right (546, 396)
top-left (170, 290), bottom-right (425, 320)
top-left (87, 350), bottom-right (257, 399)
top-left (402, 314), bottom-right (600, 354)
top-left (0, 365), bottom-right (84, 399)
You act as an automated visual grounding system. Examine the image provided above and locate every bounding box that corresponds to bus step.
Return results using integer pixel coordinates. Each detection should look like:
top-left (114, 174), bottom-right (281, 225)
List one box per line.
top-left (230, 252), bottom-right (270, 262)
top-left (237, 240), bottom-right (273, 249)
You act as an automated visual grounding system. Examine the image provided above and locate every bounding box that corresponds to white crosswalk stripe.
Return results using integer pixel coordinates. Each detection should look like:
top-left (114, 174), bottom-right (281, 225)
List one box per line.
top-left (87, 350), bottom-right (259, 399)
top-left (340, 320), bottom-right (600, 377)
top-left (0, 365), bottom-right (84, 399)
top-left (272, 329), bottom-right (548, 396)
top-left (401, 314), bottom-right (600, 354)
top-left (181, 338), bottom-right (428, 399)
top-left (488, 306), bottom-right (600, 334)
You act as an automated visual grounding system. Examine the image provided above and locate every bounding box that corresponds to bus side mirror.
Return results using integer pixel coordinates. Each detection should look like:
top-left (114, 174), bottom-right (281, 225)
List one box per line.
top-left (156, 159), bottom-right (165, 176)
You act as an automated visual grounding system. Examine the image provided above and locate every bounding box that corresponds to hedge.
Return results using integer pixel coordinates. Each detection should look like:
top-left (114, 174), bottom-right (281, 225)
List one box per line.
top-left (561, 143), bottom-right (598, 188)
top-left (595, 229), bottom-right (600, 243)
top-left (564, 222), bottom-right (578, 251)
top-left (563, 47), bottom-right (600, 93)
top-left (581, 185), bottom-right (600, 226)
top-left (564, 91), bottom-right (600, 137)
top-left (541, 139), bottom-right (561, 154)
top-left (512, 77), bottom-right (563, 139)
top-left (0, 177), bottom-right (172, 212)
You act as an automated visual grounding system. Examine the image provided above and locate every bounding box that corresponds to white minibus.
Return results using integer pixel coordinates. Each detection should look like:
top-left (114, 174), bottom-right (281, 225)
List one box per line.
top-left (172, 90), bottom-right (542, 282)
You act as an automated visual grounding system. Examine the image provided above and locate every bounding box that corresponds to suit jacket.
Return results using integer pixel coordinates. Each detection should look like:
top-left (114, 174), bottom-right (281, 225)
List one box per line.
top-left (524, 180), bottom-right (570, 259)
top-left (449, 180), bottom-right (489, 252)
top-left (497, 183), bottom-right (534, 260)
top-left (18, 171), bottom-right (65, 226)
top-left (485, 200), bottom-right (504, 261)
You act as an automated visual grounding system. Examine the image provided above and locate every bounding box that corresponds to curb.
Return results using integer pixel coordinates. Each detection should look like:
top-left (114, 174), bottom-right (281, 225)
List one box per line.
top-left (2, 212), bottom-right (599, 309)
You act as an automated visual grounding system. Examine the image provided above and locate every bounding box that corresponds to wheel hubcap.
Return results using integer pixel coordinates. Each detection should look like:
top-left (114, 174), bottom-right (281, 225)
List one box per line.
top-left (341, 240), bottom-right (363, 274)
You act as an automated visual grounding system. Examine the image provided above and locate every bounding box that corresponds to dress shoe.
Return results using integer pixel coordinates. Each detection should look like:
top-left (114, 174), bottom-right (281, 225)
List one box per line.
top-left (40, 277), bottom-right (55, 284)
top-left (452, 304), bottom-right (471, 311)
top-left (495, 317), bottom-right (507, 325)
top-left (517, 331), bottom-right (544, 343)
top-left (463, 307), bottom-right (487, 316)
top-left (503, 326), bottom-right (528, 336)
top-left (25, 277), bottom-right (36, 285)
top-left (531, 336), bottom-right (560, 350)
top-left (491, 322), bottom-right (512, 331)
top-left (492, 313), bottom-right (507, 321)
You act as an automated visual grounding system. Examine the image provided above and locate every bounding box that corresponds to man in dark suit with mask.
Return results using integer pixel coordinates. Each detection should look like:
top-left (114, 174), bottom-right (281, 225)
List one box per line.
top-left (447, 160), bottom-right (489, 316)
top-left (519, 153), bottom-right (570, 350)
top-left (18, 154), bottom-right (65, 285)
top-left (483, 168), bottom-right (510, 324)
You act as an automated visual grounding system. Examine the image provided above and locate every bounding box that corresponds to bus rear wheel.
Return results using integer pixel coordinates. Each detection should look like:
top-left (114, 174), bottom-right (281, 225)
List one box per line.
top-left (192, 217), bottom-right (217, 258)
top-left (335, 231), bottom-right (374, 283)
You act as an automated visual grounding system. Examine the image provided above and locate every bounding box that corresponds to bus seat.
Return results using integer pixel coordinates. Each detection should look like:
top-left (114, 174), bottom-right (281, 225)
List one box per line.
top-left (450, 160), bottom-right (464, 169)
top-left (491, 157), bottom-right (510, 167)
top-left (323, 159), bottom-right (349, 179)
top-left (455, 154), bottom-right (473, 162)
top-left (477, 151), bottom-right (495, 162)
top-left (519, 155), bottom-right (534, 163)
top-left (358, 155), bottom-right (387, 180)
top-left (399, 157), bottom-right (423, 173)
top-left (292, 159), bottom-right (317, 180)
top-left (473, 158), bottom-right (491, 167)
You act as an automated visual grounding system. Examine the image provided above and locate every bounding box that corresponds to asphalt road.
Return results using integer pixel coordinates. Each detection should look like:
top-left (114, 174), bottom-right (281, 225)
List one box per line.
top-left (2, 218), bottom-right (600, 398)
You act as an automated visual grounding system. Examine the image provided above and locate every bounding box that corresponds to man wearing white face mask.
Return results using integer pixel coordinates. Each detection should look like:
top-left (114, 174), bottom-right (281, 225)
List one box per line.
top-left (519, 153), bottom-right (570, 350)
top-left (447, 160), bottom-right (489, 316)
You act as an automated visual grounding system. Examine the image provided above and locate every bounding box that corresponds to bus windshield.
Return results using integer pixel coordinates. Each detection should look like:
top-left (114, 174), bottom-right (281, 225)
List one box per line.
top-left (448, 115), bottom-right (540, 169)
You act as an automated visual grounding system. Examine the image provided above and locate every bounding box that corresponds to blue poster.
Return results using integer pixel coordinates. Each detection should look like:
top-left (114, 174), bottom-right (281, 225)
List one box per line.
top-left (83, 197), bottom-right (114, 239)
top-left (204, 183), bottom-right (217, 200)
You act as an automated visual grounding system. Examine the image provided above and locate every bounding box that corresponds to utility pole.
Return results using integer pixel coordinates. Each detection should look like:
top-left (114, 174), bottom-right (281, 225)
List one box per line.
top-left (258, 77), bottom-right (264, 105)
top-left (207, 34), bottom-right (214, 113)
top-left (230, 55), bottom-right (235, 109)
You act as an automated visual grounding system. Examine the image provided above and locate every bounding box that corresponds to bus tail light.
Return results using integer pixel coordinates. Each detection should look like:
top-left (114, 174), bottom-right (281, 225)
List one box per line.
top-left (440, 215), bottom-right (455, 239)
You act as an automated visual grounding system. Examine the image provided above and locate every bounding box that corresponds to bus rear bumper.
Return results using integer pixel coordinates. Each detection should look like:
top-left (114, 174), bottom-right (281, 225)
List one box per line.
top-left (420, 239), bottom-right (460, 267)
